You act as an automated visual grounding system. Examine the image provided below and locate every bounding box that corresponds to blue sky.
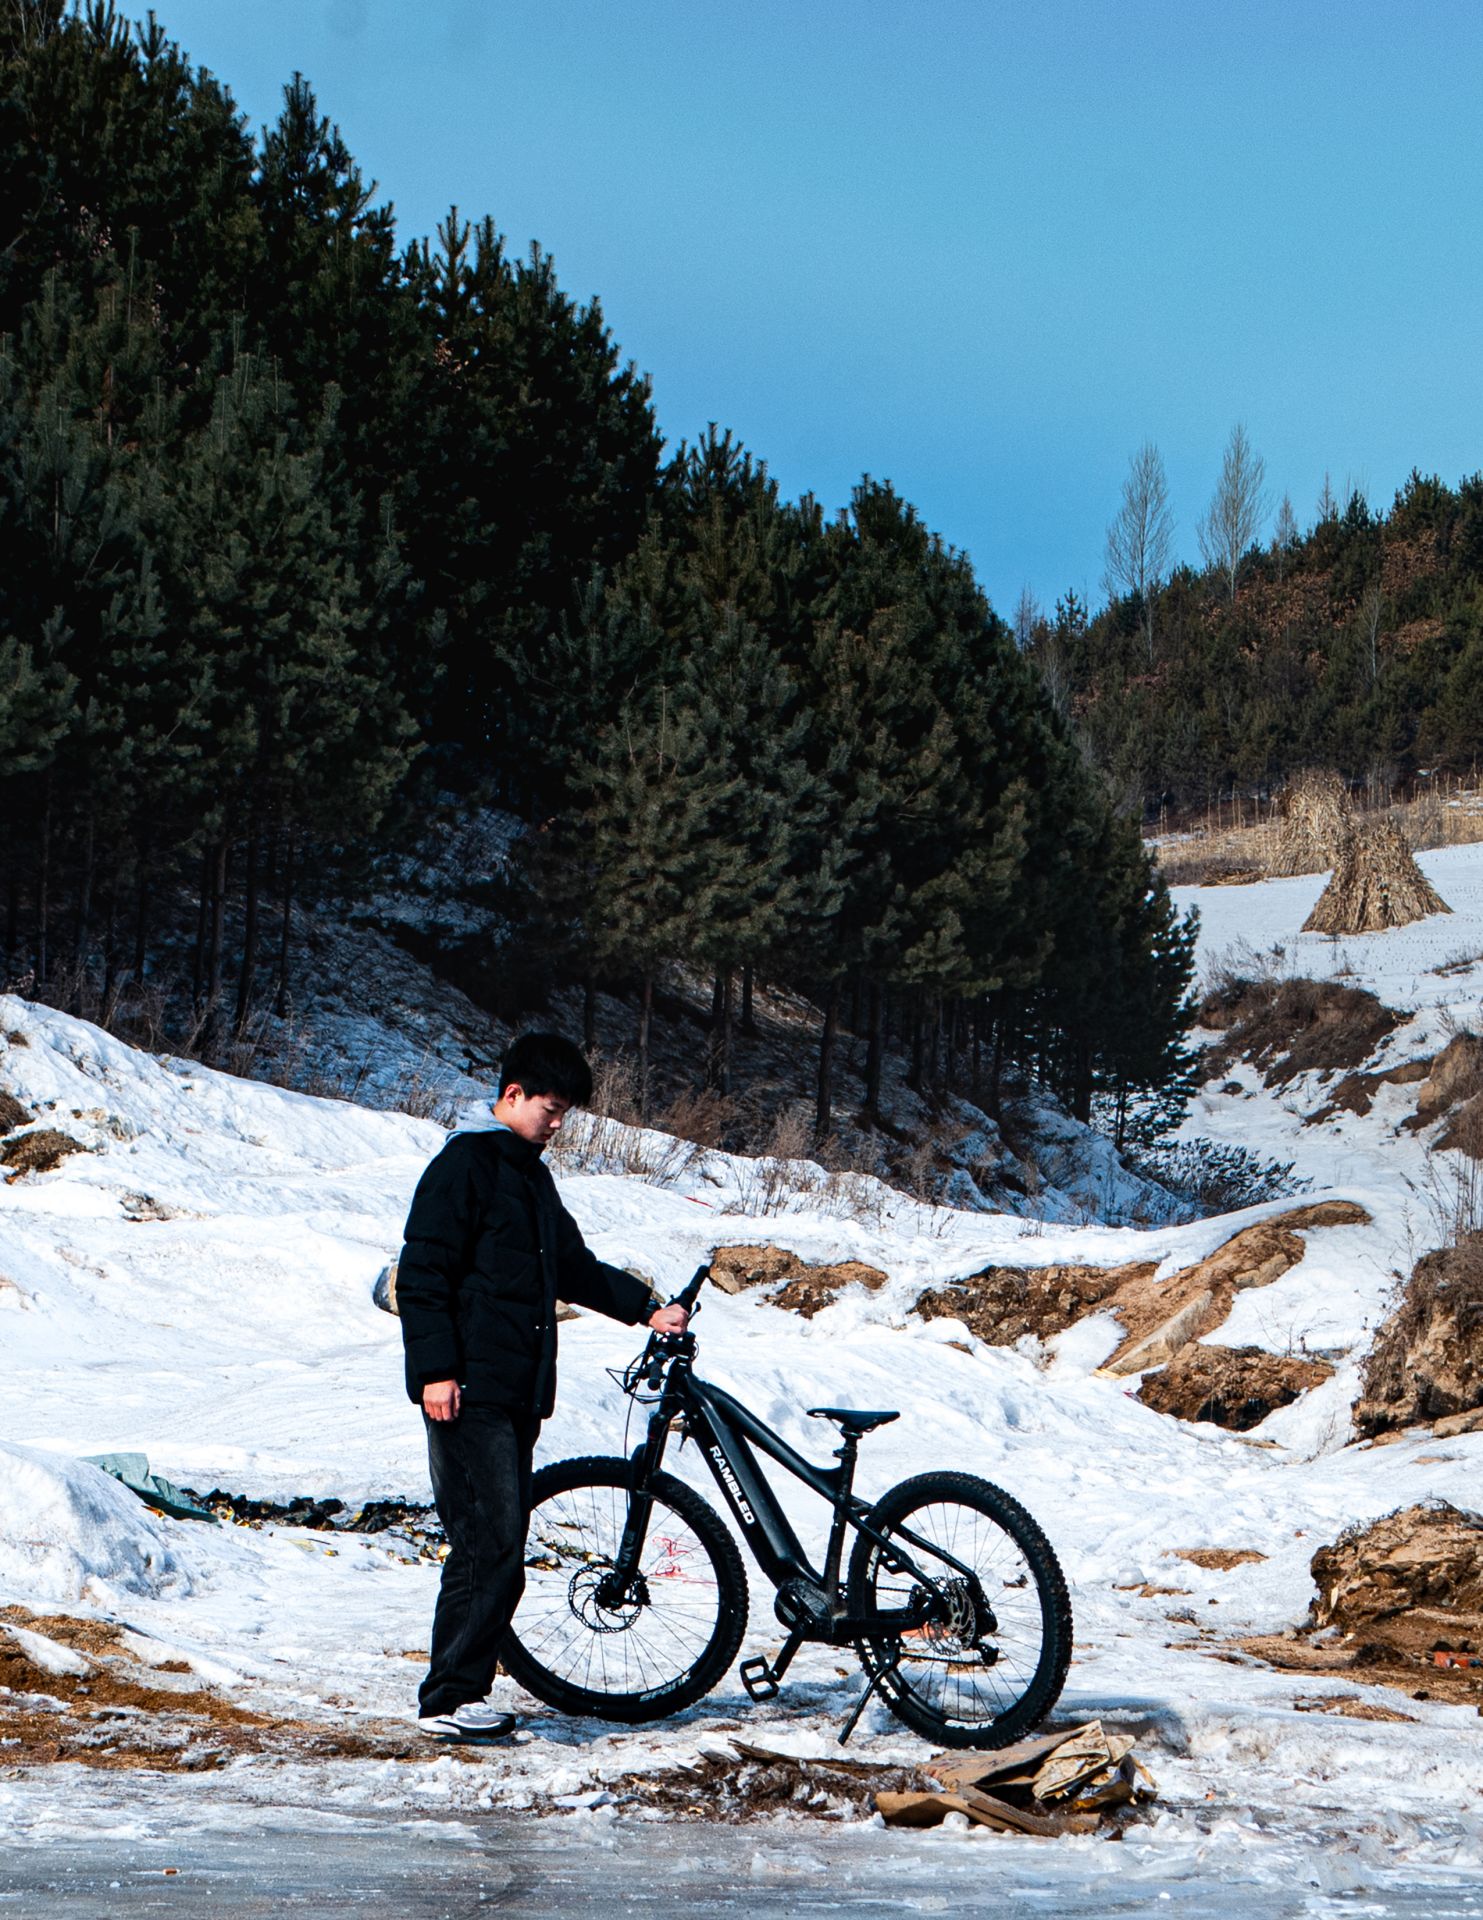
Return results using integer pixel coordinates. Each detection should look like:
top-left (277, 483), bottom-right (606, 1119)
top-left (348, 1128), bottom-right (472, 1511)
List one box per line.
top-left (160, 0), bottom-right (1483, 621)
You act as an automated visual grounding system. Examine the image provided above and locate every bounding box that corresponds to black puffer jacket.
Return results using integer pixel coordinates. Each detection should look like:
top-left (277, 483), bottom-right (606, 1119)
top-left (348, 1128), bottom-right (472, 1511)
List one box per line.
top-left (396, 1128), bottom-right (653, 1418)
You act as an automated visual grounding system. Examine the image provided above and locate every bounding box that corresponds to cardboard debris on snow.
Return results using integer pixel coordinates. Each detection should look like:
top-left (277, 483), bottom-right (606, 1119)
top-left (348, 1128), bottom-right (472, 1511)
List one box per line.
top-left (874, 1721), bottom-right (1157, 1836)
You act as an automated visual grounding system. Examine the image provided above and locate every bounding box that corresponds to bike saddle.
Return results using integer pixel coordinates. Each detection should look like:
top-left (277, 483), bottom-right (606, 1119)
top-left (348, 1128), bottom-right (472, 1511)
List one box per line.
top-left (807, 1407), bottom-right (900, 1436)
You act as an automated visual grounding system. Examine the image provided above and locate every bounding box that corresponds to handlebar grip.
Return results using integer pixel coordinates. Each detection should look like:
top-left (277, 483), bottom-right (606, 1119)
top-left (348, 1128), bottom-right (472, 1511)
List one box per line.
top-left (673, 1263), bottom-right (711, 1312)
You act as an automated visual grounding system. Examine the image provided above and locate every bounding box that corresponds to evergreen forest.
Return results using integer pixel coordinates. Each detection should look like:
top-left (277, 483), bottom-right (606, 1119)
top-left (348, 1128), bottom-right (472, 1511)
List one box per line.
top-left (0, 1), bottom-right (1197, 1152)
top-left (1036, 467), bottom-right (1483, 816)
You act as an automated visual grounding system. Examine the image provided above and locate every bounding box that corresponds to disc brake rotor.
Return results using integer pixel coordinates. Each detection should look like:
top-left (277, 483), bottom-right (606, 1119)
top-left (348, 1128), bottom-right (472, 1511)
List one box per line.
top-left (568, 1563), bottom-right (650, 1633)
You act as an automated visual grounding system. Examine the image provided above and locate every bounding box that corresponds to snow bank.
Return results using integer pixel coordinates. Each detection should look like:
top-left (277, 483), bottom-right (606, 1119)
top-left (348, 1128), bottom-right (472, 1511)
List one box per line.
top-left (0, 1441), bottom-right (192, 1606)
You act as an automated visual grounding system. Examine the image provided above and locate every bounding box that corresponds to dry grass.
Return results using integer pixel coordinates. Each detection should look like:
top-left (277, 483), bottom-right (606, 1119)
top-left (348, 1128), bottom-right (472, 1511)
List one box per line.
top-left (1197, 975), bottom-right (1405, 1087)
top-left (1303, 819), bottom-right (1451, 934)
top-left (1153, 776), bottom-right (1483, 889)
top-left (1270, 770), bottom-right (1354, 878)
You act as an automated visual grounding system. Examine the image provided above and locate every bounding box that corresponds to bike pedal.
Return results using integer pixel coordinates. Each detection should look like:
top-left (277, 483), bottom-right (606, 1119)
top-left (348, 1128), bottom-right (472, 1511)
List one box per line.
top-left (739, 1656), bottom-right (780, 1702)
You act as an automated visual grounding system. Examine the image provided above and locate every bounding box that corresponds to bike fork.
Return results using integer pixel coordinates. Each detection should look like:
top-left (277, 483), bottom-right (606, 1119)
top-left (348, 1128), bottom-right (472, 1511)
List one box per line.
top-left (613, 1408), bottom-right (672, 1581)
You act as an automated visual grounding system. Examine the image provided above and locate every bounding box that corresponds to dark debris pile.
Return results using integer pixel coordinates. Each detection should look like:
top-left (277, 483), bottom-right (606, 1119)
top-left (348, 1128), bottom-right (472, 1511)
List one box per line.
top-left (184, 1491), bottom-right (446, 1563)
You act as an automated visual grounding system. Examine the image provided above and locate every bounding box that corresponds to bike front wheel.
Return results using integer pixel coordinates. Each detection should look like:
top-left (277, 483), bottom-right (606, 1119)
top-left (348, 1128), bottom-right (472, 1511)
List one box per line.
top-left (502, 1455), bottom-right (748, 1723)
top-left (846, 1470), bottom-right (1072, 1749)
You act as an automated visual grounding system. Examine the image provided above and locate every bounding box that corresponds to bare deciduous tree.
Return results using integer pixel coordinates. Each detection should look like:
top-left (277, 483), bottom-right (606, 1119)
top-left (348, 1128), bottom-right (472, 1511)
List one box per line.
top-left (1359, 581), bottom-right (1385, 685)
top-left (1316, 470), bottom-right (1338, 524)
top-left (1103, 441), bottom-right (1174, 664)
top-left (1013, 585), bottom-right (1042, 652)
top-left (1198, 423), bottom-right (1269, 600)
top-left (1272, 493), bottom-right (1299, 579)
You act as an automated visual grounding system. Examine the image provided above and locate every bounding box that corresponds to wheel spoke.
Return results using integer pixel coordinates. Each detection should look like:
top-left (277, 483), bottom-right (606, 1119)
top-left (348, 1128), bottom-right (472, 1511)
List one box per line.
top-left (850, 1475), bottom-right (1070, 1744)
top-left (506, 1463), bottom-right (743, 1715)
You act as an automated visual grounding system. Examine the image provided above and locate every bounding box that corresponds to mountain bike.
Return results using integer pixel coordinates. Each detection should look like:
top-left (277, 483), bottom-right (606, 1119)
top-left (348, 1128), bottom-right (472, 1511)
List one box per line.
top-left (502, 1266), bottom-right (1073, 1748)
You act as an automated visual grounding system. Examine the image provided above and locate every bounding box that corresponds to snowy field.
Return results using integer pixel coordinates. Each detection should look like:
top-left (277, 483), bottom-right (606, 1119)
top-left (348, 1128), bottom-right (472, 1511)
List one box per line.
top-left (2, 844), bottom-right (1483, 1906)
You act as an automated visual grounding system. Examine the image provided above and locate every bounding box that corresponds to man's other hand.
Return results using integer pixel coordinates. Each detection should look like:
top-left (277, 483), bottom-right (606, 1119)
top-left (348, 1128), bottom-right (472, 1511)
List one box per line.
top-left (423, 1378), bottom-right (462, 1422)
top-left (647, 1304), bottom-right (689, 1335)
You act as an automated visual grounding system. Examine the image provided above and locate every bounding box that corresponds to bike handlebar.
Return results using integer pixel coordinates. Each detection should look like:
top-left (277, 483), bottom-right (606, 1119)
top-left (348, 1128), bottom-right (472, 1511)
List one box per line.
top-left (671, 1262), bottom-right (711, 1313)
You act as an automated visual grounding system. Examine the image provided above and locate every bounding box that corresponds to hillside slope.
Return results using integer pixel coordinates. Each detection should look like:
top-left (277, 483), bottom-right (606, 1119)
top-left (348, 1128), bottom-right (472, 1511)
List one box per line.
top-left (1, 848), bottom-right (1481, 1889)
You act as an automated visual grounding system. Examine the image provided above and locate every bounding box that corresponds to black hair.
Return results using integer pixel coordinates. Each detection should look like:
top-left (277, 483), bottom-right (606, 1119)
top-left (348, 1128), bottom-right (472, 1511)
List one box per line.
top-left (498, 1031), bottom-right (593, 1107)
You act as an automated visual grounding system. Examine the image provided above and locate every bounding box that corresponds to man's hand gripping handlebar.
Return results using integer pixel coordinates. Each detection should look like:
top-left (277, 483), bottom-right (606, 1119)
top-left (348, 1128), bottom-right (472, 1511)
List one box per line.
top-left (639, 1262), bottom-right (709, 1390)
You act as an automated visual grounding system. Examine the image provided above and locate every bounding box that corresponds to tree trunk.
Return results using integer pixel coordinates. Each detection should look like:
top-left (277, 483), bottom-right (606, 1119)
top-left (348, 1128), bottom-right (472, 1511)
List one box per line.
top-left (1072, 1034), bottom-right (1093, 1124)
top-left (100, 880), bottom-right (120, 1025)
top-left (637, 970), bottom-right (654, 1117)
top-left (706, 971), bottom-right (726, 1090)
top-left (907, 998), bottom-right (924, 1093)
top-left (34, 777), bottom-right (51, 984)
top-left (708, 970), bottom-right (733, 1094)
top-left (274, 831), bottom-right (296, 1019)
top-left (203, 839), bottom-right (228, 1055)
top-left (740, 964), bottom-right (756, 1037)
top-left (72, 808), bottom-right (96, 992)
top-left (815, 982), bottom-right (839, 1143)
top-left (191, 845), bottom-right (211, 1009)
top-left (989, 998), bottom-right (1006, 1119)
top-left (234, 828), bottom-right (260, 1040)
top-left (582, 972), bottom-right (596, 1053)
top-left (132, 836), bottom-right (152, 983)
top-left (863, 978), bottom-right (883, 1121)
top-left (4, 858), bottom-right (17, 974)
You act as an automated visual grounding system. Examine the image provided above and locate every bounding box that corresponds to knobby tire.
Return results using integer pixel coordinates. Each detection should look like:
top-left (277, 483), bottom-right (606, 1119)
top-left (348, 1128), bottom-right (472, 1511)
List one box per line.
top-left (847, 1469), bottom-right (1073, 1748)
top-left (502, 1455), bottom-right (748, 1723)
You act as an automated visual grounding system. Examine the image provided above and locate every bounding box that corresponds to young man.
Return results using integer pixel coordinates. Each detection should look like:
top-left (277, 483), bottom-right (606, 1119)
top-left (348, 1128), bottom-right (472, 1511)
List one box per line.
top-left (396, 1031), bottom-right (688, 1742)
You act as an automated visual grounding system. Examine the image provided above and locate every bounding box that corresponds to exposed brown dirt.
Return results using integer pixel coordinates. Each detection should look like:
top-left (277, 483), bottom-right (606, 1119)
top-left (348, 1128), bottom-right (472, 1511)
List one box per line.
top-left (914, 1262), bottom-right (1154, 1346)
top-left (1292, 1694), bottom-right (1417, 1723)
top-left (1139, 1346), bottom-right (1334, 1430)
top-left (0, 1608), bottom-right (426, 1772)
top-left (610, 1745), bottom-right (934, 1824)
top-left (1412, 1033), bottom-right (1483, 1126)
top-left (0, 1089), bottom-right (31, 1132)
top-left (1198, 977), bottom-right (1405, 1089)
top-left (1173, 1548), bottom-right (1269, 1571)
top-left (0, 1127), bottom-right (88, 1175)
top-left (1311, 1502), bottom-right (1483, 1658)
top-left (910, 1202), bottom-right (1368, 1383)
top-left (1307, 1054), bottom-right (1432, 1124)
top-left (1236, 1631), bottom-right (1483, 1708)
top-left (1101, 1203), bottom-right (1368, 1378)
top-left (1355, 1234), bottom-right (1483, 1436)
top-left (708, 1244), bottom-right (888, 1318)
top-left (1236, 1503), bottom-right (1483, 1711)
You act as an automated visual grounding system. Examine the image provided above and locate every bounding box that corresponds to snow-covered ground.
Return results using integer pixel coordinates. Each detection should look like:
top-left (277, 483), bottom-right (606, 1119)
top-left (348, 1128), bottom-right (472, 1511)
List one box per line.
top-left (1, 845), bottom-right (1482, 1899)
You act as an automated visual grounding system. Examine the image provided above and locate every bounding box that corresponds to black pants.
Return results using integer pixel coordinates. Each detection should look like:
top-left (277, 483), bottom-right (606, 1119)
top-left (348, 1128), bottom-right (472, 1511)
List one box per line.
top-left (419, 1404), bottom-right (536, 1717)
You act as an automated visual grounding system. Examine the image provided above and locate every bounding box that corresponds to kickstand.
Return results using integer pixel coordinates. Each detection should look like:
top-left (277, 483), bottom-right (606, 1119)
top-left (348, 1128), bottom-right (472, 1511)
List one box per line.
top-left (838, 1653), bottom-right (898, 1747)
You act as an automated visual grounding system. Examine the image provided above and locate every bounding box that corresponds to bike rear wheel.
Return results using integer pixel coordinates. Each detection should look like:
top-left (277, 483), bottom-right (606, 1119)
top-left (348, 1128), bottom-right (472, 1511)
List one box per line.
top-left (502, 1455), bottom-right (748, 1723)
top-left (846, 1470), bottom-right (1072, 1748)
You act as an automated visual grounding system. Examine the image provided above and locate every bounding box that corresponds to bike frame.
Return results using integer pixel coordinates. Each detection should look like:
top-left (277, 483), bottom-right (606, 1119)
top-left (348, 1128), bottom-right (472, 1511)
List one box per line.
top-left (614, 1339), bottom-right (980, 1641)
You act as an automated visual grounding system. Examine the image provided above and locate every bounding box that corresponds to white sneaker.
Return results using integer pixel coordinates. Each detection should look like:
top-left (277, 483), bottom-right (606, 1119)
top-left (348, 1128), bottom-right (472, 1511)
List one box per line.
top-left (417, 1700), bottom-right (517, 1742)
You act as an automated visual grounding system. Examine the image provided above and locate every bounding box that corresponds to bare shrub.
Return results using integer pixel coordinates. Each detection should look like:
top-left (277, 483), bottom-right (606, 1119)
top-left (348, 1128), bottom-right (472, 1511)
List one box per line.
top-left (588, 1051), bottom-right (643, 1125)
top-left (654, 1085), bottom-right (733, 1150)
top-left (1198, 976), bottom-right (1403, 1088)
top-left (723, 1106), bottom-right (823, 1216)
top-left (1128, 1138), bottom-right (1310, 1213)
